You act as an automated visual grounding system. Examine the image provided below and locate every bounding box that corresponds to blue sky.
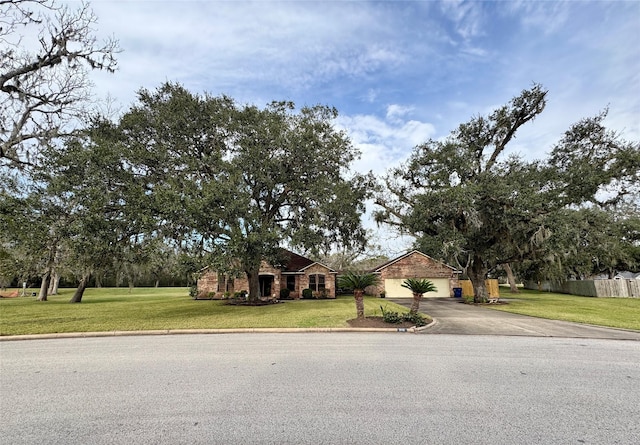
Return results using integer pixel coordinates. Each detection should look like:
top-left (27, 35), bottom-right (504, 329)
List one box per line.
top-left (79, 0), bottom-right (638, 253)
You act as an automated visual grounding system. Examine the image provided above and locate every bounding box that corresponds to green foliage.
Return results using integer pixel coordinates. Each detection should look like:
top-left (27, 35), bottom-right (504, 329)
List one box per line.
top-left (379, 305), bottom-right (428, 326)
top-left (380, 305), bottom-right (403, 323)
top-left (234, 290), bottom-right (248, 299)
top-left (337, 271), bottom-right (381, 291)
top-left (376, 85), bottom-right (640, 300)
top-left (114, 83), bottom-right (372, 301)
top-left (401, 278), bottom-right (437, 295)
top-left (189, 285), bottom-right (198, 299)
top-left (302, 288), bottom-right (313, 299)
top-left (279, 288), bottom-right (291, 299)
top-left (402, 312), bottom-right (428, 327)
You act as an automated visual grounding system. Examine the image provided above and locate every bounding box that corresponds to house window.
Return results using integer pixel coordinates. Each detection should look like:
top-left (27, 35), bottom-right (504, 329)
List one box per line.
top-left (217, 274), bottom-right (233, 293)
top-left (217, 273), bottom-right (225, 293)
top-left (286, 275), bottom-right (296, 291)
top-left (308, 274), bottom-right (325, 291)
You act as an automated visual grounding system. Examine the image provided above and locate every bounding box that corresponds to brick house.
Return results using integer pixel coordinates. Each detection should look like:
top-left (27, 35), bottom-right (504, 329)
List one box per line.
top-left (371, 250), bottom-right (460, 298)
top-left (197, 249), bottom-right (338, 299)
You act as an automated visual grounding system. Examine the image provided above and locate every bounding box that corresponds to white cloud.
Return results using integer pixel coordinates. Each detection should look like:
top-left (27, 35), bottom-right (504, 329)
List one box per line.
top-left (439, 0), bottom-right (485, 41)
top-left (336, 110), bottom-right (436, 176)
top-left (386, 104), bottom-right (414, 121)
top-left (507, 0), bottom-right (571, 35)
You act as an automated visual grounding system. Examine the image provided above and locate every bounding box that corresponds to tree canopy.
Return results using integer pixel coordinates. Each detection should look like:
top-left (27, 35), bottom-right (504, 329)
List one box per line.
top-left (375, 84), bottom-right (639, 302)
top-left (114, 83), bottom-right (372, 301)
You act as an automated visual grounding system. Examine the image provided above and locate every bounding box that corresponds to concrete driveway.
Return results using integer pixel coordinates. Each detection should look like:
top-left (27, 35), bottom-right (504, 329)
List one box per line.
top-left (389, 297), bottom-right (640, 340)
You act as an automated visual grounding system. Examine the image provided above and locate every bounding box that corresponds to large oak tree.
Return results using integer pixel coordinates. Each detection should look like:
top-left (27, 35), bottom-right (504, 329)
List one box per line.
top-left (118, 83), bottom-right (371, 301)
top-left (375, 85), bottom-right (639, 302)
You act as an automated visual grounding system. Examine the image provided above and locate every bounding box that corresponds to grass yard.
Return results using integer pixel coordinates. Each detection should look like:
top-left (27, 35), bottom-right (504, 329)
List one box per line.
top-left (0, 287), bottom-right (412, 336)
top-left (489, 288), bottom-right (640, 331)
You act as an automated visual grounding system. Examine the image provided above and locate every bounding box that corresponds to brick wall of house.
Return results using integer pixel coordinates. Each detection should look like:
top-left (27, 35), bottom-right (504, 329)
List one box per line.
top-left (197, 270), bottom-right (219, 298)
top-left (260, 262), bottom-right (281, 294)
top-left (198, 261), bottom-right (285, 299)
top-left (299, 264), bottom-right (336, 298)
top-left (374, 252), bottom-right (459, 297)
top-left (280, 274), bottom-right (300, 298)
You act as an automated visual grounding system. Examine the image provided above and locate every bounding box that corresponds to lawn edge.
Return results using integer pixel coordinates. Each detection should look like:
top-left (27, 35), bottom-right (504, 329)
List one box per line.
top-left (0, 319), bottom-right (436, 341)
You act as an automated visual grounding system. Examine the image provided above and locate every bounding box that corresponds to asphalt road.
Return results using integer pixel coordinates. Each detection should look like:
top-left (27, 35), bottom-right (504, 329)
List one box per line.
top-left (2, 334), bottom-right (639, 444)
top-left (390, 297), bottom-right (640, 340)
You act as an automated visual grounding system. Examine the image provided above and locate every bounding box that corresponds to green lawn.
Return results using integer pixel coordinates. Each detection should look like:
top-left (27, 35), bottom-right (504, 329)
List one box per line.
top-left (489, 288), bottom-right (640, 330)
top-left (0, 287), bottom-right (412, 336)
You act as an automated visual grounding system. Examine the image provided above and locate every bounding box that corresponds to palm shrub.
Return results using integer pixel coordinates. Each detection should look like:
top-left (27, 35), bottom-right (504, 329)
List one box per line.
top-left (401, 278), bottom-right (437, 314)
top-left (337, 271), bottom-right (381, 319)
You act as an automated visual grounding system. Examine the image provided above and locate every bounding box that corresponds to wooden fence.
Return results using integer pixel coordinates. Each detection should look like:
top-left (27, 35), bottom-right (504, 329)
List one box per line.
top-left (524, 279), bottom-right (640, 298)
top-left (459, 279), bottom-right (499, 298)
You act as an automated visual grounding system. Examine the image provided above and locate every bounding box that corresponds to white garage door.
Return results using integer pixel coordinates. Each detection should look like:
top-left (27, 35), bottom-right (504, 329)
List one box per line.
top-left (384, 278), bottom-right (450, 298)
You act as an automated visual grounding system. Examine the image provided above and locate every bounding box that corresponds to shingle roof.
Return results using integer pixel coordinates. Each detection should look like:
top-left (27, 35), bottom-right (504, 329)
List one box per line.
top-left (278, 249), bottom-right (337, 273)
top-left (279, 249), bottom-right (315, 272)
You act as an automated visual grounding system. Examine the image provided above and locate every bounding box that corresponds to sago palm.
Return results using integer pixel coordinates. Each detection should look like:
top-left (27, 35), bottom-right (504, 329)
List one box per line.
top-left (337, 271), bottom-right (380, 319)
top-left (401, 278), bottom-right (437, 314)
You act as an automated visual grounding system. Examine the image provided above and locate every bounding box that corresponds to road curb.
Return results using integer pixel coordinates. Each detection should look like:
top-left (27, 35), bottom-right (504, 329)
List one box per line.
top-left (0, 320), bottom-right (437, 341)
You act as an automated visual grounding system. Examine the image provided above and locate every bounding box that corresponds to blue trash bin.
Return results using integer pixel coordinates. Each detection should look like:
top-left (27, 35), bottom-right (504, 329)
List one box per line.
top-left (453, 287), bottom-right (462, 298)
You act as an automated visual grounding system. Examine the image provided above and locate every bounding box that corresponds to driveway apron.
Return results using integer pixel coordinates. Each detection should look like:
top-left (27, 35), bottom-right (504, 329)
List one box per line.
top-left (388, 297), bottom-right (640, 340)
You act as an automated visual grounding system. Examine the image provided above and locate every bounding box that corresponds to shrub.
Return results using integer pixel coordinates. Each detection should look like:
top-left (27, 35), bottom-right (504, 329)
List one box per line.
top-left (234, 290), bottom-right (247, 300)
top-left (302, 288), bottom-right (313, 299)
top-left (402, 312), bottom-right (428, 327)
top-left (189, 285), bottom-right (198, 299)
top-left (380, 305), bottom-right (428, 326)
top-left (380, 305), bottom-right (403, 324)
top-left (279, 288), bottom-right (291, 299)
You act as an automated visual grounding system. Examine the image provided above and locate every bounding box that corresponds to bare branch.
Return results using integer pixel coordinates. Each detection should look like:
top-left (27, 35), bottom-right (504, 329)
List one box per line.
top-left (1, 0), bottom-right (119, 168)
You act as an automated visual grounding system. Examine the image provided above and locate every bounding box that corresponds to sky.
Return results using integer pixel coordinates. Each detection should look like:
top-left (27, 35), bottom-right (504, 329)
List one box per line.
top-left (70, 0), bottom-right (640, 254)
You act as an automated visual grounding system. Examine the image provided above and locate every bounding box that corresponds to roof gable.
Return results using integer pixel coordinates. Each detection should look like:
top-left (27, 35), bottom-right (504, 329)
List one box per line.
top-left (278, 249), bottom-right (337, 273)
top-left (372, 250), bottom-right (458, 273)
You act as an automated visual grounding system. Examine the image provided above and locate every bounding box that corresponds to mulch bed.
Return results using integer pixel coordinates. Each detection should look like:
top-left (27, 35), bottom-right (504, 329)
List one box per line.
top-left (225, 298), bottom-right (281, 306)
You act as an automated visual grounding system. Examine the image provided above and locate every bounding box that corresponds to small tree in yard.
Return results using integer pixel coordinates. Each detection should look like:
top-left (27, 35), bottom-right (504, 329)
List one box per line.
top-left (401, 278), bottom-right (437, 314)
top-left (337, 272), bottom-right (380, 319)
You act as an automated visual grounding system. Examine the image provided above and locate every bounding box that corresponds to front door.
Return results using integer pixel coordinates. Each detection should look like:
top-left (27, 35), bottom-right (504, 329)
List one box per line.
top-left (259, 276), bottom-right (274, 297)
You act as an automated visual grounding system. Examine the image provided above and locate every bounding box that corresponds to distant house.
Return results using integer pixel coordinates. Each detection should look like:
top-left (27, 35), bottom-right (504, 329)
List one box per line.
top-left (613, 271), bottom-right (640, 280)
top-left (371, 250), bottom-right (460, 298)
top-left (197, 249), bottom-right (337, 299)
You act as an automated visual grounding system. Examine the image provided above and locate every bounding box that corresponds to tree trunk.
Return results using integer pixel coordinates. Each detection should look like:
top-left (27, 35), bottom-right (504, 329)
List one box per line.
top-left (154, 279), bottom-right (160, 288)
top-left (503, 263), bottom-right (519, 293)
top-left (468, 255), bottom-right (488, 303)
top-left (38, 242), bottom-right (58, 301)
top-left (69, 272), bottom-right (91, 303)
top-left (246, 267), bottom-right (260, 303)
top-left (38, 272), bottom-right (51, 301)
top-left (127, 272), bottom-right (134, 293)
top-left (48, 272), bottom-right (60, 295)
top-left (354, 289), bottom-right (365, 318)
top-left (410, 292), bottom-right (422, 313)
